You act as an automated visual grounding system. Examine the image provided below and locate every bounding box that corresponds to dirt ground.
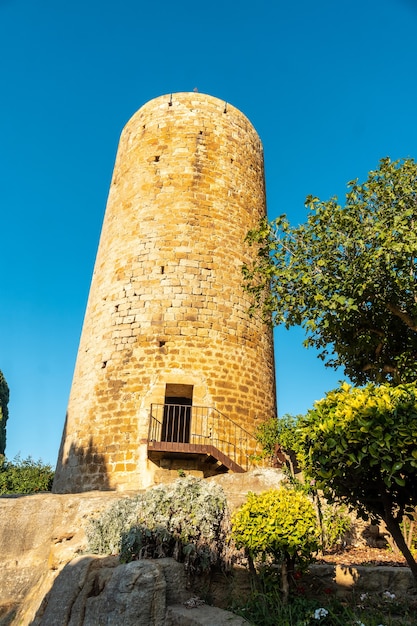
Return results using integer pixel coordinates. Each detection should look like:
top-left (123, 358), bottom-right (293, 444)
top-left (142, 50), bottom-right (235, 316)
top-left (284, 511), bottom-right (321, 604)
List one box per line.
top-left (317, 545), bottom-right (407, 567)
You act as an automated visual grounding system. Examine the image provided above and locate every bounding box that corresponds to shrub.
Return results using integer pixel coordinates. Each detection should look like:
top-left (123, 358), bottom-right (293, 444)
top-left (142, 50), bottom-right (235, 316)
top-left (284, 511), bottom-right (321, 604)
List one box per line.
top-left (86, 476), bottom-right (228, 576)
top-left (0, 455), bottom-right (54, 494)
top-left (321, 503), bottom-right (352, 552)
top-left (231, 487), bottom-right (320, 602)
top-left (254, 415), bottom-right (301, 459)
top-left (297, 381), bottom-right (417, 581)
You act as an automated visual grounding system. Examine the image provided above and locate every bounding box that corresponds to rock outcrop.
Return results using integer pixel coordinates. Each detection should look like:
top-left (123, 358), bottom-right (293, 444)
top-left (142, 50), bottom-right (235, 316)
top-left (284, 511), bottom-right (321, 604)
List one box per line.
top-left (0, 469), bottom-right (282, 625)
top-left (2, 468), bottom-right (413, 625)
top-left (32, 557), bottom-right (251, 626)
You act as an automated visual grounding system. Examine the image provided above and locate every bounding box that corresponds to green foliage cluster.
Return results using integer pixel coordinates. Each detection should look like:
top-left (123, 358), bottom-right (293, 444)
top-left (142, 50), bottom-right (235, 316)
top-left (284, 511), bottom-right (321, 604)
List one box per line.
top-left (298, 382), bottom-right (417, 516)
top-left (321, 503), bottom-right (352, 552)
top-left (0, 370), bottom-right (9, 457)
top-left (86, 476), bottom-right (228, 575)
top-left (231, 486), bottom-right (320, 603)
top-left (244, 157), bottom-right (417, 385)
top-left (297, 381), bottom-right (417, 579)
top-left (254, 417), bottom-right (353, 553)
top-left (254, 415), bottom-right (300, 460)
top-left (0, 455), bottom-right (54, 494)
top-left (232, 584), bottom-right (414, 626)
top-left (231, 487), bottom-right (320, 563)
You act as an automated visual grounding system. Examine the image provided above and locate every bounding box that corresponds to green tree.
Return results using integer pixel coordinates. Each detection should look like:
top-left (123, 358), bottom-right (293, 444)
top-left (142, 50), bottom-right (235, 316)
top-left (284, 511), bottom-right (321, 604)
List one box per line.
top-left (231, 487), bottom-right (320, 602)
top-left (254, 415), bottom-right (301, 474)
top-left (0, 455), bottom-right (54, 494)
top-left (0, 370), bottom-right (9, 457)
top-left (297, 381), bottom-right (417, 581)
top-left (254, 415), bottom-right (300, 458)
top-left (244, 157), bottom-right (417, 385)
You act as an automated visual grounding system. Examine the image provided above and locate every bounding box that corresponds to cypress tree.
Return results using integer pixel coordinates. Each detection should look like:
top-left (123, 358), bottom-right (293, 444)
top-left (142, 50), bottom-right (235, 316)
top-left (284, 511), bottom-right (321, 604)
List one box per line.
top-left (0, 370), bottom-right (9, 457)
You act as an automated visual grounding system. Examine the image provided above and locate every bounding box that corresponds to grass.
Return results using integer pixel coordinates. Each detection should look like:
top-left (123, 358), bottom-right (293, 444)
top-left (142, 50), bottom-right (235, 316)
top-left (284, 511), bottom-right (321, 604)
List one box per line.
top-left (230, 569), bottom-right (416, 625)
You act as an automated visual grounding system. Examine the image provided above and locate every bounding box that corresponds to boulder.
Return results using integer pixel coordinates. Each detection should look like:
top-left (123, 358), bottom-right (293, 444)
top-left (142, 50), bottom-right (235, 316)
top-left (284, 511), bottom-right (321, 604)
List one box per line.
top-left (31, 556), bottom-right (248, 626)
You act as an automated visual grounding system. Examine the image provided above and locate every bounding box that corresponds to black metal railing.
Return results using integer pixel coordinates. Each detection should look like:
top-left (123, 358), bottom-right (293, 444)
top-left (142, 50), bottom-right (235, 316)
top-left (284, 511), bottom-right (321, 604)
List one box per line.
top-left (148, 403), bottom-right (260, 471)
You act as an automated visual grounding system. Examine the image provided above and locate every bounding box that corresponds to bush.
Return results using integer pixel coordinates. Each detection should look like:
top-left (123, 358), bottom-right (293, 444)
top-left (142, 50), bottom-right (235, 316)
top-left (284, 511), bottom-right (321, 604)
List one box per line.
top-left (232, 487), bottom-right (319, 563)
top-left (0, 455), bottom-right (54, 494)
top-left (86, 476), bottom-right (228, 576)
top-left (231, 487), bottom-right (320, 602)
top-left (297, 381), bottom-right (417, 581)
top-left (321, 503), bottom-right (352, 552)
top-left (254, 415), bottom-right (301, 460)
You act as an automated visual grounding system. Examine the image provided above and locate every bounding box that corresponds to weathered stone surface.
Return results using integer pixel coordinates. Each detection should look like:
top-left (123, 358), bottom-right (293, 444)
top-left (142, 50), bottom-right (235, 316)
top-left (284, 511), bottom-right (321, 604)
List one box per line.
top-left (81, 560), bottom-right (167, 626)
top-left (1, 476), bottom-right (415, 626)
top-left (32, 557), bottom-right (186, 626)
top-left (0, 491), bottom-right (129, 625)
top-left (53, 92), bottom-right (276, 494)
top-left (33, 557), bottom-right (246, 626)
top-left (307, 563), bottom-right (417, 599)
top-left (209, 467), bottom-right (285, 510)
top-left (33, 556), bottom-right (96, 626)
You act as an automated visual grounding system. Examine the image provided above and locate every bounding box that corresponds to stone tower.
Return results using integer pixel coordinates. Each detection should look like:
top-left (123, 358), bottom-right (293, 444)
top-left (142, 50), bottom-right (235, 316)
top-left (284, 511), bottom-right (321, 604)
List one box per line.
top-left (53, 92), bottom-right (276, 493)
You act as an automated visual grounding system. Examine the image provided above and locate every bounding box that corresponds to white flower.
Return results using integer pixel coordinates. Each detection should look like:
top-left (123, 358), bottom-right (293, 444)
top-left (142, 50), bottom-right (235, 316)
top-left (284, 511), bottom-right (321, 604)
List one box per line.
top-left (382, 590), bottom-right (396, 600)
top-left (356, 622), bottom-right (365, 626)
top-left (359, 592), bottom-right (368, 601)
top-left (313, 608), bottom-right (329, 619)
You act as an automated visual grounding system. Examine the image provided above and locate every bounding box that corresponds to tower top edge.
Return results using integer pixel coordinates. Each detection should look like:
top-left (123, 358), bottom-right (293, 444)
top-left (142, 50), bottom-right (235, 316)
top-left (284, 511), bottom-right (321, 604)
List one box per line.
top-left (124, 92), bottom-right (261, 140)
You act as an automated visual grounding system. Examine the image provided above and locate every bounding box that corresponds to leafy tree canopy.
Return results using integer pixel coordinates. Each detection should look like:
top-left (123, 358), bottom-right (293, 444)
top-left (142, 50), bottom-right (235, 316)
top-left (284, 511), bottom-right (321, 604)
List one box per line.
top-left (297, 381), bottom-right (417, 580)
top-left (254, 414), bottom-right (301, 460)
top-left (244, 157), bottom-right (417, 385)
top-left (0, 370), bottom-right (9, 456)
top-left (0, 455), bottom-right (54, 494)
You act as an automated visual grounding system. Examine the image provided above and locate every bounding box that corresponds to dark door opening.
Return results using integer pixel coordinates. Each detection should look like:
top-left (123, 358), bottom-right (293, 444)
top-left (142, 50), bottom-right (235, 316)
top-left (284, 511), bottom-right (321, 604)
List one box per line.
top-left (161, 384), bottom-right (193, 443)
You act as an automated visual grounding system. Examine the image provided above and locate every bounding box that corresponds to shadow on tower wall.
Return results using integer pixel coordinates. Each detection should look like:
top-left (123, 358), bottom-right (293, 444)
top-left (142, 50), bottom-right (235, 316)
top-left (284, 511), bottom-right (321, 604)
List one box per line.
top-left (53, 414), bottom-right (111, 493)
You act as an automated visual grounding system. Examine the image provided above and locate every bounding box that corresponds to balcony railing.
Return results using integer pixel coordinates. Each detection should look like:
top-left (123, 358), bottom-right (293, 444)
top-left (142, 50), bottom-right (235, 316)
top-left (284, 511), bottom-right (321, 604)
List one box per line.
top-left (148, 403), bottom-right (259, 472)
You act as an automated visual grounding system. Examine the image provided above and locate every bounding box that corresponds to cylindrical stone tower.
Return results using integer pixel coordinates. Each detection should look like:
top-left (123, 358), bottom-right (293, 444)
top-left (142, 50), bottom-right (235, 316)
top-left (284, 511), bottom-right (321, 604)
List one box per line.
top-left (53, 92), bottom-right (276, 493)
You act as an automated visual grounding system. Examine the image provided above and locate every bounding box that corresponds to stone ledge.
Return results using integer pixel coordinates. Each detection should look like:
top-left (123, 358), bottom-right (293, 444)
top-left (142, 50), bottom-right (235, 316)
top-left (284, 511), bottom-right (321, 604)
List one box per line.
top-left (305, 564), bottom-right (415, 599)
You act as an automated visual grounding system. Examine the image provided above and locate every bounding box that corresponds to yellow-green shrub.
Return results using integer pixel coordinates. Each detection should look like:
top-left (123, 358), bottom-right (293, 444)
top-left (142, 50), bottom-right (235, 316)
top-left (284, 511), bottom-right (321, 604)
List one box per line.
top-left (231, 487), bottom-right (320, 601)
top-left (297, 381), bottom-right (417, 581)
top-left (231, 487), bottom-right (320, 564)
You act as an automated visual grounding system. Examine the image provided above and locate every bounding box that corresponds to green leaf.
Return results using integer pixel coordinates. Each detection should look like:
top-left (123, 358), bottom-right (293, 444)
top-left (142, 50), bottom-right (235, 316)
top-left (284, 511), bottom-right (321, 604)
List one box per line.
top-left (243, 157), bottom-right (417, 386)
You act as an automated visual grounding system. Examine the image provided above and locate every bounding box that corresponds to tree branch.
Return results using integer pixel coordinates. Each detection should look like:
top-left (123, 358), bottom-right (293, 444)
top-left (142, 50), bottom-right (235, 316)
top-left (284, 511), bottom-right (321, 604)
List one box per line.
top-left (385, 302), bottom-right (417, 331)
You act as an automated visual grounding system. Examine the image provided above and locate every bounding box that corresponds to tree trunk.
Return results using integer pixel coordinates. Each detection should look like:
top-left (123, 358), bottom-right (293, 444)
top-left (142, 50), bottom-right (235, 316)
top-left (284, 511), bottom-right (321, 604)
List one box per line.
top-left (281, 558), bottom-right (289, 604)
top-left (383, 507), bottom-right (417, 584)
top-left (247, 552), bottom-right (259, 591)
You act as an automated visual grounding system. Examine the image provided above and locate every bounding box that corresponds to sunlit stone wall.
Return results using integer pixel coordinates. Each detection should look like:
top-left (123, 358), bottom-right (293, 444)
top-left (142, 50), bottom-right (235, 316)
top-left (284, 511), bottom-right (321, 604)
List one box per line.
top-left (53, 92), bottom-right (276, 492)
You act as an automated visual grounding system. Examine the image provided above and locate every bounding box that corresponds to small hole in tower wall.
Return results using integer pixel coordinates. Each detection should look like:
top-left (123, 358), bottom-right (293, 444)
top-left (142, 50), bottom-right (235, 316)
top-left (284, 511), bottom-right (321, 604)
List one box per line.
top-left (101, 361), bottom-right (107, 369)
top-left (159, 341), bottom-right (166, 348)
top-left (154, 155), bottom-right (160, 162)
top-left (161, 266), bottom-right (165, 274)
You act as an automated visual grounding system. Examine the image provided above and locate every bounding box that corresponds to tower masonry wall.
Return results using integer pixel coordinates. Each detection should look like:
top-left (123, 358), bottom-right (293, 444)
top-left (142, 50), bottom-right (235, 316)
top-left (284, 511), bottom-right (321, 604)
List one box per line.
top-left (53, 92), bottom-right (276, 493)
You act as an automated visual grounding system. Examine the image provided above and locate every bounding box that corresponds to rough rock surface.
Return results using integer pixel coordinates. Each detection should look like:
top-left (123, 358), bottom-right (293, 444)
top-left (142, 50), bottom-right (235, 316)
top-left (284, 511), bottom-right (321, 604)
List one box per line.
top-left (208, 466), bottom-right (285, 510)
top-left (307, 563), bottom-right (416, 599)
top-left (1, 468), bottom-right (413, 625)
top-left (34, 557), bottom-right (179, 626)
top-left (0, 490), bottom-right (124, 625)
top-left (0, 470), bottom-right (281, 625)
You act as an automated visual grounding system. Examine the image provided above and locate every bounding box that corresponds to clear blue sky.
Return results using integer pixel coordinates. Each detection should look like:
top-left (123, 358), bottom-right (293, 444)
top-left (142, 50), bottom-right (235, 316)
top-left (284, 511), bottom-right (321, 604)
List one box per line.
top-left (1, 0), bottom-right (417, 466)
